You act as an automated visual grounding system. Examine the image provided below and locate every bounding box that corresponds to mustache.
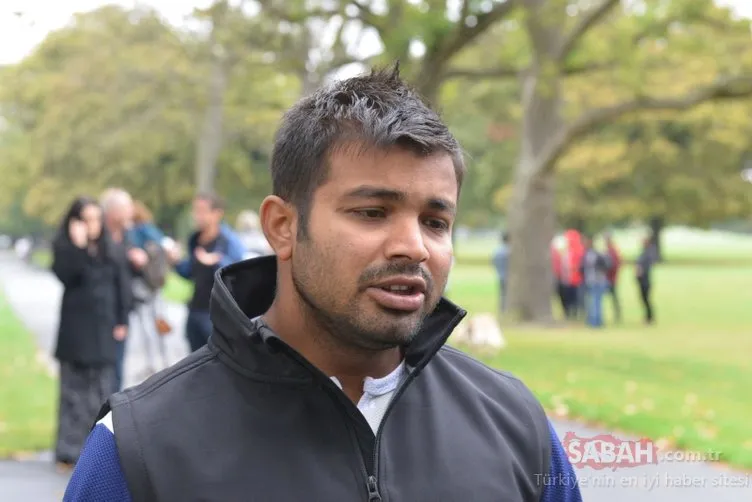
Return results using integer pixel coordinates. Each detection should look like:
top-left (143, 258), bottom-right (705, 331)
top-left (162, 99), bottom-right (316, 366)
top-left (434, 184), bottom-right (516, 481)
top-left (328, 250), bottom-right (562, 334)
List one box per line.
top-left (359, 262), bottom-right (433, 291)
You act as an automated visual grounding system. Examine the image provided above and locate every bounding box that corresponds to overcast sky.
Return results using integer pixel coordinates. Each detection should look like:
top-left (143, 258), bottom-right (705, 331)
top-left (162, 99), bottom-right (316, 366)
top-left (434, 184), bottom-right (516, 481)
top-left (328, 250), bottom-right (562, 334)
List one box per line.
top-left (0, 0), bottom-right (751, 65)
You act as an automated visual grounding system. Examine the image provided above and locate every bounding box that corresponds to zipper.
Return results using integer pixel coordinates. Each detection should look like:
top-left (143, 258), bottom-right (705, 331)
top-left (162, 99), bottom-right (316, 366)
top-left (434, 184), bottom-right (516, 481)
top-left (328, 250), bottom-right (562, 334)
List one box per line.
top-left (260, 312), bottom-right (465, 502)
top-left (366, 311), bottom-right (465, 501)
top-left (366, 475), bottom-right (382, 501)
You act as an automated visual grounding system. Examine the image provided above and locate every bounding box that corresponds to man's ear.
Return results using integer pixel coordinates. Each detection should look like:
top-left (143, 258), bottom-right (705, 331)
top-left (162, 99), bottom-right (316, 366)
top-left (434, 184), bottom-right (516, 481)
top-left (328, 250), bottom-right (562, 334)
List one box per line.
top-left (259, 196), bottom-right (296, 261)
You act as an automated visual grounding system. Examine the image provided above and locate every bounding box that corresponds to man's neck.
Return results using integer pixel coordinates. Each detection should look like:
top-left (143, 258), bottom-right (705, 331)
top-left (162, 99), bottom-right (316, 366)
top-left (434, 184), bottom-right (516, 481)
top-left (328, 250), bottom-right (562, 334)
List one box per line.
top-left (262, 287), bottom-right (402, 404)
top-left (199, 224), bottom-right (220, 243)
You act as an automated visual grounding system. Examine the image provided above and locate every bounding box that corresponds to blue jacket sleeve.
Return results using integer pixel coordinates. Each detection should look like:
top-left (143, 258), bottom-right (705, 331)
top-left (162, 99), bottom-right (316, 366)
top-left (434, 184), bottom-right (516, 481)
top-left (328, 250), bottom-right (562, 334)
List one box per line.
top-left (541, 421), bottom-right (583, 502)
top-left (64, 421), bottom-right (132, 501)
top-left (142, 224), bottom-right (164, 245)
top-left (174, 258), bottom-right (192, 279)
top-left (174, 233), bottom-right (197, 279)
top-left (218, 226), bottom-right (246, 268)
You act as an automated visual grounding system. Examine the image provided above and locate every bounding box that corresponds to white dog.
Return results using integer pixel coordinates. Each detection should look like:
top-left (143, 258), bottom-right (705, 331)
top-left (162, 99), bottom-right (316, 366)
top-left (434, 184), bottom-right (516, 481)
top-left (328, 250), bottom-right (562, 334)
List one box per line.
top-left (451, 313), bottom-right (506, 350)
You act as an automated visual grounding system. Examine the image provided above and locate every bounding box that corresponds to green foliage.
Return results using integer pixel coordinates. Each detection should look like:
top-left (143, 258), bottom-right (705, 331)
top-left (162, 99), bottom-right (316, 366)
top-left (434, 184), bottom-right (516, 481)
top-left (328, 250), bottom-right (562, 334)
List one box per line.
top-left (0, 4), bottom-right (296, 227)
top-left (0, 293), bottom-right (56, 456)
top-left (2, 0), bottom-right (752, 235)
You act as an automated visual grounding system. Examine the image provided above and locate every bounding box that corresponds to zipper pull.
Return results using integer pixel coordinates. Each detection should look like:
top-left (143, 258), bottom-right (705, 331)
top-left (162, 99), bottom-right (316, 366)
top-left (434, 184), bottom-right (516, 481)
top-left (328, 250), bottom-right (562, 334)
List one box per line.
top-left (366, 475), bottom-right (382, 501)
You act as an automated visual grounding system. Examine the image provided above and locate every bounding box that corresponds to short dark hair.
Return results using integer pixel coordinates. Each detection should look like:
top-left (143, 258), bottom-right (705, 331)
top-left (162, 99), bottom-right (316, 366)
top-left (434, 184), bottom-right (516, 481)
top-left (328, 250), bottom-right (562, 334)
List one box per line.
top-left (270, 63), bottom-right (465, 233)
top-left (195, 192), bottom-right (225, 211)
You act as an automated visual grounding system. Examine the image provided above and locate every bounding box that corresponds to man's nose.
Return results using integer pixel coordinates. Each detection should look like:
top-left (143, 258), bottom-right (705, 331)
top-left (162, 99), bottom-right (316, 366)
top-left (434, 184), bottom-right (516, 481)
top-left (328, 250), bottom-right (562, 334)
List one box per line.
top-left (384, 218), bottom-right (430, 262)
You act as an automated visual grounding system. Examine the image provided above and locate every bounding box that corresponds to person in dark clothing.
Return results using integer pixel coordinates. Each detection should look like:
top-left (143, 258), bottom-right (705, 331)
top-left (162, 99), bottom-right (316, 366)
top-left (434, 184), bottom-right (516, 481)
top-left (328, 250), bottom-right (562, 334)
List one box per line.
top-left (636, 237), bottom-right (657, 324)
top-left (51, 197), bottom-right (131, 471)
top-left (491, 231), bottom-right (510, 314)
top-left (167, 193), bottom-right (245, 351)
top-left (603, 232), bottom-right (622, 323)
top-left (579, 236), bottom-right (610, 328)
top-left (64, 66), bottom-right (582, 502)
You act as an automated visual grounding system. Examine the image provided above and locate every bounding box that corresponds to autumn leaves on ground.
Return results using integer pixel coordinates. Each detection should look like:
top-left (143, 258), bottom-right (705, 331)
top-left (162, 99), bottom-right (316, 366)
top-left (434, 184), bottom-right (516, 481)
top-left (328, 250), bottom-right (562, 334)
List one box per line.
top-left (3, 226), bottom-right (752, 472)
top-left (456, 227), bottom-right (752, 472)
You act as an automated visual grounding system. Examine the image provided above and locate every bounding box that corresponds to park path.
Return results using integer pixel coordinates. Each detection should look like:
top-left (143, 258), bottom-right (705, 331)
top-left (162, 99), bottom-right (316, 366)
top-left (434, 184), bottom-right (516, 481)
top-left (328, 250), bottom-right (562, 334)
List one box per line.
top-left (0, 251), bottom-right (749, 501)
top-left (0, 251), bottom-right (191, 501)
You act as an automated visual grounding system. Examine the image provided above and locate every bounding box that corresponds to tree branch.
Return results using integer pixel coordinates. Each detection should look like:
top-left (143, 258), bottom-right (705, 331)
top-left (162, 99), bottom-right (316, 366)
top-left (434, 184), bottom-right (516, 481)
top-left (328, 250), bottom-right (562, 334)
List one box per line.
top-left (443, 59), bottom-right (614, 81)
top-left (562, 60), bottom-right (614, 75)
top-left (556, 0), bottom-right (620, 61)
top-left (439, 0), bottom-right (518, 61)
top-left (443, 65), bottom-right (522, 80)
top-left (350, 0), bottom-right (387, 33)
top-left (538, 75), bottom-right (752, 175)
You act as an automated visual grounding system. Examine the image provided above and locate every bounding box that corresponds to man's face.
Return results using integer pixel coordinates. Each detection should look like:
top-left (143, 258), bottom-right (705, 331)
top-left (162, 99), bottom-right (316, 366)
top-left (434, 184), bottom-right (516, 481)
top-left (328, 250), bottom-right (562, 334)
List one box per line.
top-left (290, 146), bottom-right (458, 351)
top-left (192, 198), bottom-right (221, 231)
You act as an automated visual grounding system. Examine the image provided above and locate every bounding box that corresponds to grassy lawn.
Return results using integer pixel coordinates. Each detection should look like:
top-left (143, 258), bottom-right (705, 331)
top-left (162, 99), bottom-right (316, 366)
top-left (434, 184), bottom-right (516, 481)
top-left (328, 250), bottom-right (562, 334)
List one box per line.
top-left (0, 292), bottom-right (57, 457)
top-left (22, 229), bottom-right (752, 470)
top-left (457, 226), bottom-right (752, 265)
top-left (446, 262), bottom-right (752, 471)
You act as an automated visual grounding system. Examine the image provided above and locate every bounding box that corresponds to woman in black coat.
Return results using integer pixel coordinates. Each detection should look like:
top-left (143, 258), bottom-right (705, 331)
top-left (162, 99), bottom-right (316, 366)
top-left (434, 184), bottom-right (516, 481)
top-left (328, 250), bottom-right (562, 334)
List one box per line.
top-left (51, 196), bottom-right (130, 469)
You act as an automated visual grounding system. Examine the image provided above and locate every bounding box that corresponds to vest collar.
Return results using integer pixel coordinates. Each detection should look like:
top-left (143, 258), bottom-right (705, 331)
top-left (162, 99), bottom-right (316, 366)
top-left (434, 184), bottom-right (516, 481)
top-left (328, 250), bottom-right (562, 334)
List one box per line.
top-left (208, 256), bottom-right (466, 379)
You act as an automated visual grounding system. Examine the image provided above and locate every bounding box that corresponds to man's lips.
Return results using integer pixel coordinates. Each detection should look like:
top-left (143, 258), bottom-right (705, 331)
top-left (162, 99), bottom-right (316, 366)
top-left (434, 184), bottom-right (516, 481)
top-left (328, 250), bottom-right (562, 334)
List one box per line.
top-left (366, 276), bottom-right (427, 312)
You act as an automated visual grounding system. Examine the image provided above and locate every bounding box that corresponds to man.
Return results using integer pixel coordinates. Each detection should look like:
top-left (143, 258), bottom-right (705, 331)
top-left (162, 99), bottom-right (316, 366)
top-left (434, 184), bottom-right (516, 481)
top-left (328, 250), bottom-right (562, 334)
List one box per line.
top-left (167, 192), bottom-right (245, 352)
top-left (580, 235), bottom-right (610, 328)
top-left (100, 188), bottom-right (146, 391)
top-left (64, 67), bottom-right (581, 501)
top-left (636, 235), bottom-right (657, 324)
top-left (491, 231), bottom-right (510, 314)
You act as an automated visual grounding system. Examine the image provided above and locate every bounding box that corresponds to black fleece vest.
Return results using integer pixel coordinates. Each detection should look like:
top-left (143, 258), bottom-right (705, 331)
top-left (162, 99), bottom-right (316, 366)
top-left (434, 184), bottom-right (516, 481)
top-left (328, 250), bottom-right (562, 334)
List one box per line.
top-left (102, 257), bottom-right (551, 502)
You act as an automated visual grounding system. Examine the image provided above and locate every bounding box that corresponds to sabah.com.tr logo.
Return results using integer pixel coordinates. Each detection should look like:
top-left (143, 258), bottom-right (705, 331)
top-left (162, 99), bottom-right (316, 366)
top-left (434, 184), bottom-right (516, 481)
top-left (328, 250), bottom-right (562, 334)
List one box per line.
top-left (562, 432), bottom-right (721, 470)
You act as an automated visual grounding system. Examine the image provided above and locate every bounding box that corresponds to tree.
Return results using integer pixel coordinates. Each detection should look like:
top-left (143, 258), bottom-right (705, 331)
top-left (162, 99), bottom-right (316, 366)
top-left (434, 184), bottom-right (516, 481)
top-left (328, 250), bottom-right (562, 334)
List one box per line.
top-left (554, 103), bottom-right (752, 238)
top-left (0, 6), bottom-right (201, 224)
top-left (0, 4), bottom-right (296, 227)
top-left (498, 0), bottom-right (752, 322)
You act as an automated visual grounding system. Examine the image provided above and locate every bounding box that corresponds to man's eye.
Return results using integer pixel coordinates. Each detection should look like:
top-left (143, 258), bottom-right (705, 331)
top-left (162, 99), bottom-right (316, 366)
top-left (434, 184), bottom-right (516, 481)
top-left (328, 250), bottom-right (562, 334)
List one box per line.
top-left (424, 219), bottom-right (449, 231)
top-left (355, 209), bottom-right (385, 219)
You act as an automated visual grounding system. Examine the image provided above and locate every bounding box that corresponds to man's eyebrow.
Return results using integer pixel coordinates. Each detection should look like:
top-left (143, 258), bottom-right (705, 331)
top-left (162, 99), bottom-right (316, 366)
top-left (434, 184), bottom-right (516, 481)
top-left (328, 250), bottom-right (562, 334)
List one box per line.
top-left (343, 185), bottom-right (456, 215)
top-left (343, 186), bottom-right (406, 201)
top-left (427, 198), bottom-right (456, 216)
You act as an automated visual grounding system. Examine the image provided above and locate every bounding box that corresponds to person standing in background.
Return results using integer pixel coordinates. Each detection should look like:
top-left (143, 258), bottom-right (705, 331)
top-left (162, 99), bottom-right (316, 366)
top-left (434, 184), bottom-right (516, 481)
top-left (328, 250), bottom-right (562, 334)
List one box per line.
top-left (560, 229), bottom-right (585, 319)
top-left (166, 193), bottom-right (246, 351)
top-left (127, 201), bottom-right (171, 376)
top-left (51, 197), bottom-right (130, 471)
top-left (100, 188), bottom-right (146, 391)
top-left (603, 232), bottom-right (622, 323)
top-left (580, 235), bottom-right (610, 328)
top-left (235, 209), bottom-right (273, 258)
top-left (491, 231), bottom-right (510, 315)
top-left (636, 236), bottom-right (657, 324)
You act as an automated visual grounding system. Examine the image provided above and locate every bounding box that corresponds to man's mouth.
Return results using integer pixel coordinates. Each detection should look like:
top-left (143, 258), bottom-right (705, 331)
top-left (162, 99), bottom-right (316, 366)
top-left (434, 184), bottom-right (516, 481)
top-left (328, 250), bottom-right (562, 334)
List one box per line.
top-left (366, 277), bottom-right (428, 312)
top-left (378, 284), bottom-right (418, 295)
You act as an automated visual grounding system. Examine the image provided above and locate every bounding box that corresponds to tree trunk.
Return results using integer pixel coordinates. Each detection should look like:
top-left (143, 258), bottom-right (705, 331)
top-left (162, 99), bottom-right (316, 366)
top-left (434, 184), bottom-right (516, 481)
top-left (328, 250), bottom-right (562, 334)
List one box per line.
top-left (506, 160), bottom-right (558, 322)
top-left (504, 0), bottom-right (566, 323)
top-left (195, 45), bottom-right (227, 194)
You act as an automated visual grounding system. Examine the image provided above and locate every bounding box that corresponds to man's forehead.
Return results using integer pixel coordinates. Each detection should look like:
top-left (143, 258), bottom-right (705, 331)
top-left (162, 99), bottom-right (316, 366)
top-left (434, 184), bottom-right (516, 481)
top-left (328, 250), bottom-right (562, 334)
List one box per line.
top-left (326, 147), bottom-right (458, 196)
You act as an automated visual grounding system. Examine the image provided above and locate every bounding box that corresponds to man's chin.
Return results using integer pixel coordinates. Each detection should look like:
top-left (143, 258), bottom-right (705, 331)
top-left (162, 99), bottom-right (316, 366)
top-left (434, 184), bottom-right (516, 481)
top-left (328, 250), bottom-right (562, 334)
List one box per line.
top-left (369, 316), bottom-right (424, 345)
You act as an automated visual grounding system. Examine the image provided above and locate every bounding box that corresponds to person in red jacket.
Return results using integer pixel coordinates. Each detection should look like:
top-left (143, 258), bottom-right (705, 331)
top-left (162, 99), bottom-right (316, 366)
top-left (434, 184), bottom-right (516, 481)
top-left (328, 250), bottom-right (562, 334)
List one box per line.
top-left (603, 232), bottom-right (622, 323)
top-left (560, 229), bottom-right (584, 319)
